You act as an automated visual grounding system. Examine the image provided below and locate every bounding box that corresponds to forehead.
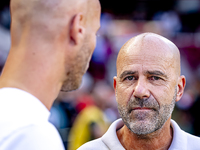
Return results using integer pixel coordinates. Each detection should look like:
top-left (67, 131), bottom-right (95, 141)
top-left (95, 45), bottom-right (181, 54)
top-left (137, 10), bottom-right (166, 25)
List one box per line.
top-left (117, 35), bottom-right (176, 75)
top-left (118, 53), bottom-right (171, 76)
top-left (88, 0), bottom-right (101, 18)
top-left (86, 1), bottom-right (101, 29)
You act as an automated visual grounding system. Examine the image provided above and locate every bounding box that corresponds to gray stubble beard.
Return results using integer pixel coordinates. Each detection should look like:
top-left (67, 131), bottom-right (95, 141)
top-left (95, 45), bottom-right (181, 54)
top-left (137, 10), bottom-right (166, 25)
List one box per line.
top-left (117, 88), bottom-right (177, 136)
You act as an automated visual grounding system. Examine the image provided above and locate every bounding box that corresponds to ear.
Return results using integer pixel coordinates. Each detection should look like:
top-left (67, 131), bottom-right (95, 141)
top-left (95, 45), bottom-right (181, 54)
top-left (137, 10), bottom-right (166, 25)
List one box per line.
top-left (70, 13), bottom-right (85, 45)
top-left (113, 76), bottom-right (117, 91)
top-left (176, 75), bottom-right (186, 102)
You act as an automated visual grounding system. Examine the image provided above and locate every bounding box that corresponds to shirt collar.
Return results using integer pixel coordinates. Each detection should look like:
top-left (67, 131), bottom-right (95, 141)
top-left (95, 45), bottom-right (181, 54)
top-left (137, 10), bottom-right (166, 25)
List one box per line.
top-left (101, 118), bottom-right (125, 150)
top-left (169, 119), bottom-right (187, 150)
top-left (101, 118), bottom-right (187, 150)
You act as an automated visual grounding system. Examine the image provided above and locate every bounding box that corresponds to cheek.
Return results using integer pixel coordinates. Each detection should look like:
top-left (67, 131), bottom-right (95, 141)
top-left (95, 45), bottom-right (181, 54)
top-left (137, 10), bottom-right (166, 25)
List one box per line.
top-left (87, 35), bottom-right (96, 54)
top-left (116, 83), bottom-right (133, 105)
top-left (151, 85), bottom-right (175, 106)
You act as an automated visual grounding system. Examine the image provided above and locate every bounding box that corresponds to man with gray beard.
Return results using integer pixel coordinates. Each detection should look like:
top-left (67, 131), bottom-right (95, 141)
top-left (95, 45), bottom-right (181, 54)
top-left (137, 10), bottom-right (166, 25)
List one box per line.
top-left (78, 33), bottom-right (200, 150)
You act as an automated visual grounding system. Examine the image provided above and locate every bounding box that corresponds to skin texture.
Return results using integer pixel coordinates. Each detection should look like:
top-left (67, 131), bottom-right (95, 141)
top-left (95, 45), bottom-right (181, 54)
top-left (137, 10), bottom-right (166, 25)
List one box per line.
top-left (113, 33), bottom-right (186, 150)
top-left (0, 0), bottom-right (101, 110)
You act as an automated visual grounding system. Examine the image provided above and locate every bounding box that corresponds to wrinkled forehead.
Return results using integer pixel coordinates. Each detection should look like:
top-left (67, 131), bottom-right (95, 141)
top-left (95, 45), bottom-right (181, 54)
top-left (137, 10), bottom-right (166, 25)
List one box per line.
top-left (127, 34), bottom-right (174, 57)
top-left (116, 33), bottom-right (180, 75)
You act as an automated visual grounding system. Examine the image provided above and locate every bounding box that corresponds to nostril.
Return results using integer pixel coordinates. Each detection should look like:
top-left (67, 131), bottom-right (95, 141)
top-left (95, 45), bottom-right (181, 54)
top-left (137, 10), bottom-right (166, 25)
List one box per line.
top-left (133, 84), bottom-right (150, 100)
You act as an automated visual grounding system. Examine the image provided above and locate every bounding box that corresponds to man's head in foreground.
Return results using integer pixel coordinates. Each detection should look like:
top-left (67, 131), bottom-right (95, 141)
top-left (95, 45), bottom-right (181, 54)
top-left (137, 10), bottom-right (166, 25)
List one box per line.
top-left (0, 1), bottom-right (101, 149)
top-left (0, 0), bottom-right (101, 109)
top-left (114, 32), bottom-right (186, 137)
top-left (9, 0), bottom-right (100, 90)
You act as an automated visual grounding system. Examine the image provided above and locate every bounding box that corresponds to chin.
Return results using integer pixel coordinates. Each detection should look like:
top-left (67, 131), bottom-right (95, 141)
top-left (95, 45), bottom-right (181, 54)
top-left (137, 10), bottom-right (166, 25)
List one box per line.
top-left (61, 77), bottom-right (82, 92)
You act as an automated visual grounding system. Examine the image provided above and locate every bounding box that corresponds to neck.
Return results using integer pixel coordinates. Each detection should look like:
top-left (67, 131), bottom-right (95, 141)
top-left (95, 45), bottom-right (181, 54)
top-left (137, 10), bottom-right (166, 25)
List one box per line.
top-left (0, 42), bottom-right (65, 110)
top-left (117, 118), bottom-right (173, 150)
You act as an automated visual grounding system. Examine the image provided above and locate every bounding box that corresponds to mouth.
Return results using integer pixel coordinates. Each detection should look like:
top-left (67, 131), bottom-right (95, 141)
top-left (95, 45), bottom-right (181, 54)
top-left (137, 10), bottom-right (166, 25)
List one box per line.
top-left (129, 107), bottom-right (156, 113)
top-left (133, 107), bottom-right (151, 110)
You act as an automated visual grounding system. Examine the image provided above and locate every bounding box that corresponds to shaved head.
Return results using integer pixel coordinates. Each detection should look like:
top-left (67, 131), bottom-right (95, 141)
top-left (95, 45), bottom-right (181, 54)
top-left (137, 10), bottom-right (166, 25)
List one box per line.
top-left (10, 0), bottom-right (101, 46)
top-left (117, 33), bottom-right (181, 78)
top-left (8, 0), bottom-right (101, 92)
top-left (1, 0), bottom-right (101, 109)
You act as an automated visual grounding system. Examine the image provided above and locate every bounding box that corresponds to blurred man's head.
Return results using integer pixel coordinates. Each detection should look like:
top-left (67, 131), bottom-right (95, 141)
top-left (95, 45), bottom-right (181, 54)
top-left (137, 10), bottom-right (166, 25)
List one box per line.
top-left (10, 0), bottom-right (101, 92)
top-left (61, 0), bottom-right (101, 91)
top-left (113, 33), bottom-right (186, 136)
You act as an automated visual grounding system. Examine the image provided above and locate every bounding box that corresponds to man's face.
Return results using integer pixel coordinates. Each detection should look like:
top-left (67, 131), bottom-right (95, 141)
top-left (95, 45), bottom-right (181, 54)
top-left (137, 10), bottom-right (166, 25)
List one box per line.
top-left (114, 37), bottom-right (179, 135)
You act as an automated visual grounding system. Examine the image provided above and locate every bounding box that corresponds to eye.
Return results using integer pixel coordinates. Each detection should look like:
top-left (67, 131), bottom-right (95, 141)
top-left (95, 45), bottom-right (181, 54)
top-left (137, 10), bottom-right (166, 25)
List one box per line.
top-left (149, 76), bottom-right (161, 81)
top-left (124, 76), bottom-right (134, 81)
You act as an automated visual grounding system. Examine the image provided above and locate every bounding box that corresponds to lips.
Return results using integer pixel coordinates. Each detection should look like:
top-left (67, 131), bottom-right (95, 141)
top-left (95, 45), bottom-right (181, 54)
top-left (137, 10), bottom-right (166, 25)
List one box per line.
top-left (133, 107), bottom-right (152, 110)
top-left (128, 107), bottom-right (156, 113)
top-left (127, 97), bottom-right (160, 114)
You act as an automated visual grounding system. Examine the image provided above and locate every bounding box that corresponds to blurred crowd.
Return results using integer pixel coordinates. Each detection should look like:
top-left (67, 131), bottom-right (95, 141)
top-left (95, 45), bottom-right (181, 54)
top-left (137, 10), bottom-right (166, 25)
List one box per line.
top-left (0, 0), bottom-right (200, 149)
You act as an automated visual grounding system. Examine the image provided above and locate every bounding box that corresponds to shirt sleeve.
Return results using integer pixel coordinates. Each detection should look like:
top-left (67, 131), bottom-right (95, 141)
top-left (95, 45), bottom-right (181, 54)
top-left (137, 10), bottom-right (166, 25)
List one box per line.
top-left (1, 123), bottom-right (65, 150)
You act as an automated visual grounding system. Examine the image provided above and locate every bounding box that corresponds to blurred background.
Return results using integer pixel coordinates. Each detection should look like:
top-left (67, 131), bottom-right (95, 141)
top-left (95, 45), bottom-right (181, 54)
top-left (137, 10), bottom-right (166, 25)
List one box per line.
top-left (0, 0), bottom-right (200, 149)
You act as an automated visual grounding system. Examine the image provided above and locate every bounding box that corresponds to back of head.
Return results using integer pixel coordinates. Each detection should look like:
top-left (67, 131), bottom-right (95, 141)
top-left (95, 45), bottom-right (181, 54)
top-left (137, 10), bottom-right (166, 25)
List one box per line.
top-left (0, 0), bottom-right (101, 107)
top-left (10, 0), bottom-right (100, 47)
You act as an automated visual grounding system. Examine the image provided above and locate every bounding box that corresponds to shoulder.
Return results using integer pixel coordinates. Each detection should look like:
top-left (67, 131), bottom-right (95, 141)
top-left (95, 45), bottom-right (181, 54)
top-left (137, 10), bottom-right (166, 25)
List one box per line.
top-left (1, 123), bottom-right (65, 150)
top-left (27, 122), bottom-right (62, 140)
top-left (184, 132), bottom-right (200, 149)
top-left (18, 123), bottom-right (64, 149)
top-left (77, 138), bottom-right (109, 150)
top-left (170, 119), bottom-right (200, 149)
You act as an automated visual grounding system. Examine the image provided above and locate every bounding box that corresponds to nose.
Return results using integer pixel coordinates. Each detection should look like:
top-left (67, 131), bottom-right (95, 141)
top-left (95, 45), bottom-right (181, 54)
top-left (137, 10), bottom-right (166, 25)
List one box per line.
top-left (133, 78), bottom-right (150, 99)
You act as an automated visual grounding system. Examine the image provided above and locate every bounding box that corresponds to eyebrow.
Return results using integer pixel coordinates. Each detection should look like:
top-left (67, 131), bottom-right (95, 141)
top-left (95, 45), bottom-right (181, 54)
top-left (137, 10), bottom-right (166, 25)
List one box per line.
top-left (145, 70), bottom-right (168, 79)
top-left (119, 71), bottom-right (137, 79)
top-left (119, 70), bottom-right (168, 79)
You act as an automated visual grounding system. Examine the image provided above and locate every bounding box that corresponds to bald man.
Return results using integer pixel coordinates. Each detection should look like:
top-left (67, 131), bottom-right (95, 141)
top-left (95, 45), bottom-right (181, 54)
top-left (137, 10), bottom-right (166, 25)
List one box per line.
top-left (0, 0), bottom-right (101, 149)
top-left (78, 33), bottom-right (200, 150)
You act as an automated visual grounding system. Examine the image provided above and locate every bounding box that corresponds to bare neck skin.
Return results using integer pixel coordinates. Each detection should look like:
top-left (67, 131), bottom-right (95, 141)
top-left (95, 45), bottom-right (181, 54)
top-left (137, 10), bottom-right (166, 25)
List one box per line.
top-left (117, 118), bottom-right (173, 150)
top-left (0, 37), bottom-right (66, 110)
